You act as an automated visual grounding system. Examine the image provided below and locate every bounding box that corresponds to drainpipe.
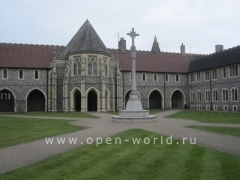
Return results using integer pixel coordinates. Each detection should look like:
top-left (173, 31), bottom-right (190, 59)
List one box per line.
top-left (122, 71), bottom-right (125, 109)
top-left (210, 70), bottom-right (212, 110)
top-left (164, 73), bottom-right (166, 110)
top-left (46, 68), bottom-right (49, 113)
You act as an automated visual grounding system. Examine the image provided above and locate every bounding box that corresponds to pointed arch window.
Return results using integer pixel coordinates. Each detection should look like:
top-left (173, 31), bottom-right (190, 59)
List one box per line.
top-left (175, 74), bottom-right (180, 82)
top-left (19, 69), bottom-right (24, 79)
top-left (142, 73), bottom-right (146, 82)
top-left (3, 69), bottom-right (8, 79)
top-left (153, 73), bottom-right (158, 82)
top-left (74, 62), bottom-right (78, 76)
top-left (78, 61), bottom-right (81, 75)
top-left (222, 88), bottom-right (229, 102)
top-left (205, 90), bottom-right (210, 102)
top-left (34, 70), bottom-right (39, 80)
top-left (231, 88), bottom-right (238, 102)
top-left (88, 62), bottom-right (93, 75)
top-left (93, 62), bottom-right (97, 75)
top-left (105, 63), bottom-right (108, 76)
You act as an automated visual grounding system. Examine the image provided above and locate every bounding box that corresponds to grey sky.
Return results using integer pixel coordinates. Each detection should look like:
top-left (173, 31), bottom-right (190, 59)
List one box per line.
top-left (0, 0), bottom-right (239, 54)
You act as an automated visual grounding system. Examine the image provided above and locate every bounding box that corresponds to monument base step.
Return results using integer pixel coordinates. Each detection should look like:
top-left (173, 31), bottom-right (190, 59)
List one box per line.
top-left (112, 110), bottom-right (156, 123)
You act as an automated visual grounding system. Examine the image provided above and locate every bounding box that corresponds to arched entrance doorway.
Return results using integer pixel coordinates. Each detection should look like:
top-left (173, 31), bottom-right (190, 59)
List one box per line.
top-left (0, 89), bottom-right (14, 112)
top-left (74, 90), bottom-right (81, 112)
top-left (149, 90), bottom-right (162, 109)
top-left (87, 90), bottom-right (97, 111)
top-left (125, 91), bottom-right (131, 109)
top-left (27, 89), bottom-right (45, 112)
top-left (171, 90), bottom-right (184, 109)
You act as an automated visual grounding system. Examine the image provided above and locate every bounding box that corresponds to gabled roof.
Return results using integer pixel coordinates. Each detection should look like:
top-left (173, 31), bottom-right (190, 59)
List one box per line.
top-left (108, 49), bottom-right (190, 73)
top-left (151, 36), bottom-right (161, 54)
top-left (0, 43), bottom-right (64, 68)
top-left (61, 20), bottom-right (110, 57)
top-left (189, 46), bottom-right (240, 72)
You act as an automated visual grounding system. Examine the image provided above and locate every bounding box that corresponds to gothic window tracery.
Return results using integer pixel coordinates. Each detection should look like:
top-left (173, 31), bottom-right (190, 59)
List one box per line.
top-left (88, 56), bottom-right (97, 75)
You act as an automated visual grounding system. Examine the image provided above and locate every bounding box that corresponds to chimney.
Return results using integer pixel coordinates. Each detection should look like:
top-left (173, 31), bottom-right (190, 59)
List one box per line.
top-left (215, 45), bottom-right (224, 53)
top-left (118, 37), bottom-right (126, 54)
top-left (180, 43), bottom-right (185, 55)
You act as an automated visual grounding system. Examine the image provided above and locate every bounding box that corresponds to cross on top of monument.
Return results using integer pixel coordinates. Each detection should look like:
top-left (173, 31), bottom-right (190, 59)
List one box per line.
top-left (127, 28), bottom-right (139, 46)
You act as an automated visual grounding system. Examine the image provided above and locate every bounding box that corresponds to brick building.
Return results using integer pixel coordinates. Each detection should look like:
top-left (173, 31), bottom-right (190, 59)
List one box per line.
top-left (0, 20), bottom-right (239, 112)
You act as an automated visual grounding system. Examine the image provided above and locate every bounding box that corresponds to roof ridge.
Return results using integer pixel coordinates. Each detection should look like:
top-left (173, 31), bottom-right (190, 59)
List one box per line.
top-left (0, 50), bottom-right (54, 54)
top-left (0, 42), bottom-right (65, 47)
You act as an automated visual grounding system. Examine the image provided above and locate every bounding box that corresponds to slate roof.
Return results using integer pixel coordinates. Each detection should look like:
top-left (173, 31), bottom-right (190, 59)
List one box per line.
top-left (189, 46), bottom-right (240, 72)
top-left (0, 43), bottom-right (65, 68)
top-left (61, 20), bottom-right (110, 57)
top-left (108, 49), bottom-right (190, 73)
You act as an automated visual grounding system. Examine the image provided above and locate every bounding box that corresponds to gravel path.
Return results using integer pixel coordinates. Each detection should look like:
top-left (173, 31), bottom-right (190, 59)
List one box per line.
top-left (0, 110), bottom-right (240, 174)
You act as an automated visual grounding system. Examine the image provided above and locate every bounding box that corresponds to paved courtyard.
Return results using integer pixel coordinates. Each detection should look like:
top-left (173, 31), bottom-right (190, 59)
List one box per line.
top-left (0, 110), bottom-right (240, 174)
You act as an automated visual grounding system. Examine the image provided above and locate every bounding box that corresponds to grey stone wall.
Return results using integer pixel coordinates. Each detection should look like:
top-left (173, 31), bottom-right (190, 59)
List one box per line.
top-left (122, 71), bottom-right (189, 110)
top-left (0, 68), bottom-right (48, 112)
top-left (188, 63), bottom-right (240, 111)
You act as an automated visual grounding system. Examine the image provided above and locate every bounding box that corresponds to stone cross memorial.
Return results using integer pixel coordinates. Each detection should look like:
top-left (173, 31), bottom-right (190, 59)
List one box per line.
top-left (112, 28), bottom-right (156, 122)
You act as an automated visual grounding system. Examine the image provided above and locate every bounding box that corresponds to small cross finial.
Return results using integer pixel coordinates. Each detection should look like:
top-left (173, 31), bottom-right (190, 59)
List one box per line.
top-left (127, 28), bottom-right (139, 46)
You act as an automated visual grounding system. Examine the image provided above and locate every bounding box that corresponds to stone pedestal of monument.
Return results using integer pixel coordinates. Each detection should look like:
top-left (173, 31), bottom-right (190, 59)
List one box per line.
top-left (112, 28), bottom-right (156, 123)
top-left (112, 91), bottom-right (156, 122)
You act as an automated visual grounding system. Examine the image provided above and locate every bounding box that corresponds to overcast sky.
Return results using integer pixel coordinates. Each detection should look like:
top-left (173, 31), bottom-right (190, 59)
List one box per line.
top-left (1, 0), bottom-right (239, 54)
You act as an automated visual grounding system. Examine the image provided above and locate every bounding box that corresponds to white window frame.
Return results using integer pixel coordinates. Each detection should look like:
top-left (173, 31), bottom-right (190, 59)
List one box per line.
top-left (211, 68), bottom-right (218, 80)
top-left (189, 73), bottom-right (194, 83)
top-left (165, 73), bottom-right (169, 82)
top-left (206, 105), bottom-right (210, 110)
top-left (229, 64), bottom-right (239, 78)
top-left (222, 66), bottom-right (227, 79)
top-left (212, 89), bottom-right (218, 102)
top-left (231, 87), bottom-right (238, 102)
top-left (204, 70), bottom-right (210, 81)
top-left (175, 74), bottom-right (180, 82)
top-left (196, 91), bottom-right (202, 102)
top-left (232, 105), bottom-right (238, 111)
top-left (223, 105), bottom-right (228, 111)
top-left (196, 72), bottom-right (201, 82)
top-left (222, 88), bottom-right (229, 102)
top-left (205, 89), bottom-right (210, 102)
top-left (190, 91), bottom-right (195, 102)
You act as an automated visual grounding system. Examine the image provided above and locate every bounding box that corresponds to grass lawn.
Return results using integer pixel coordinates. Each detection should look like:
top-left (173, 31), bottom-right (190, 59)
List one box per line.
top-left (166, 110), bottom-right (240, 124)
top-left (0, 116), bottom-right (86, 148)
top-left (1, 129), bottom-right (240, 180)
top-left (0, 112), bottom-right (98, 118)
top-left (108, 109), bottom-right (165, 115)
top-left (188, 126), bottom-right (240, 137)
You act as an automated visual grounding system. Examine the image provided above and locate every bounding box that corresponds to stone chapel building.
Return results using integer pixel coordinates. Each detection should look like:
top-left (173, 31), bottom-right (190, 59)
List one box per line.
top-left (0, 20), bottom-right (239, 112)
